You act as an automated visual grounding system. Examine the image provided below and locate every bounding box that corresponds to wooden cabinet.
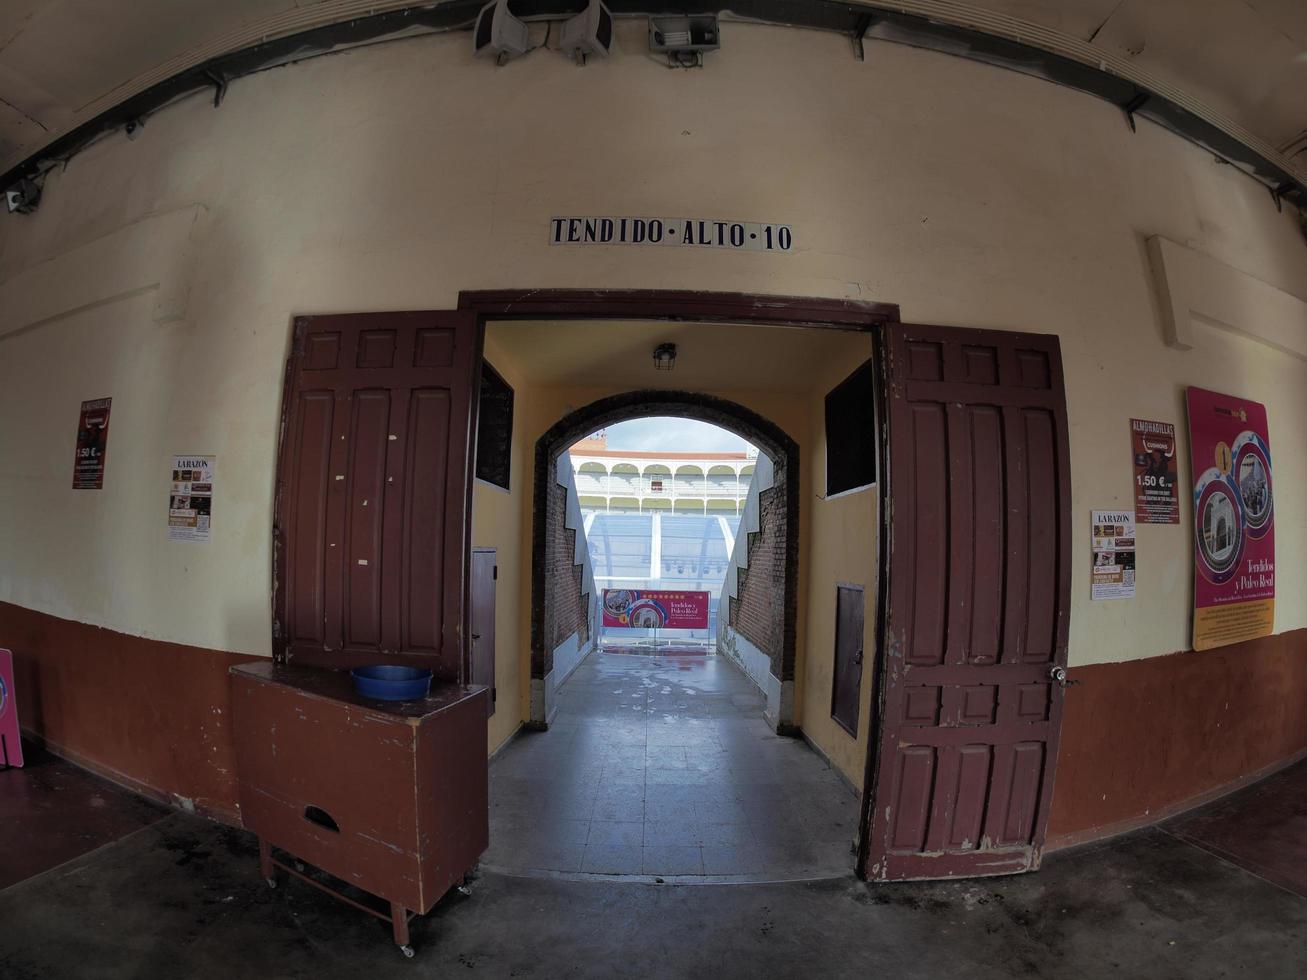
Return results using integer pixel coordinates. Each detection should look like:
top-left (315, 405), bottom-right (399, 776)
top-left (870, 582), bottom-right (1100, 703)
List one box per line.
top-left (230, 663), bottom-right (488, 953)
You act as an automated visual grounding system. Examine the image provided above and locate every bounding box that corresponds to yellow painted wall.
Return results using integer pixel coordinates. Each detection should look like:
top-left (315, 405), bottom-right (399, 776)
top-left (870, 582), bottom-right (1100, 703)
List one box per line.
top-left (798, 354), bottom-right (880, 790)
top-left (472, 331), bottom-right (534, 754)
top-left (2, 19), bottom-right (1306, 689)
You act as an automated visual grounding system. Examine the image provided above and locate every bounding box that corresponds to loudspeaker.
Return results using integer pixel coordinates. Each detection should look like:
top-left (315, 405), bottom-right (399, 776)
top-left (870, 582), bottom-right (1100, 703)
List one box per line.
top-left (473, 0), bottom-right (530, 63)
top-left (560, 0), bottom-right (612, 64)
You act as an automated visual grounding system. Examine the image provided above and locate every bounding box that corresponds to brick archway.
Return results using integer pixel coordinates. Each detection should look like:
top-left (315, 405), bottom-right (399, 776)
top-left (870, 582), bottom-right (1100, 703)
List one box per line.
top-left (530, 390), bottom-right (800, 731)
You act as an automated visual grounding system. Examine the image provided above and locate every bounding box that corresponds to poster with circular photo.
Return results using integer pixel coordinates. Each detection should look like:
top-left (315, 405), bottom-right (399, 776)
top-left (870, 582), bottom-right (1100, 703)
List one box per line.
top-left (1193, 469), bottom-right (1243, 584)
top-left (1232, 432), bottom-right (1273, 538)
top-left (1185, 388), bottom-right (1275, 652)
top-left (0, 648), bottom-right (22, 766)
top-left (603, 589), bottom-right (634, 620)
top-left (626, 598), bottom-right (669, 628)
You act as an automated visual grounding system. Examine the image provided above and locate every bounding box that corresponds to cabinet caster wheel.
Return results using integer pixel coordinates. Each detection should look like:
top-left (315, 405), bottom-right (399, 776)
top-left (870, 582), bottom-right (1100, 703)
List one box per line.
top-left (400, 945), bottom-right (415, 959)
top-left (265, 877), bottom-right (277, 890)
top-left (456, 884), bottom-right (472, 897)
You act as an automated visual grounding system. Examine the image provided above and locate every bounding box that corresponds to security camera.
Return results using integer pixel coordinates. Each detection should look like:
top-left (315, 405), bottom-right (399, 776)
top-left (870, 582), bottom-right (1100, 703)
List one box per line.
top-left (5, 178), bottom-right (40, 214)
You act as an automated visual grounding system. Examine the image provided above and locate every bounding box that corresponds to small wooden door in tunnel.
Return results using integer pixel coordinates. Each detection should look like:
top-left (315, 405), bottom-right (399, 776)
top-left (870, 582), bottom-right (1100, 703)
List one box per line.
top-left (862, 322), bottom-right (1072, 882)
top-left (471, 548), bottom-right (497, 715)
top-left (831, 584), bottom-right (865, 736)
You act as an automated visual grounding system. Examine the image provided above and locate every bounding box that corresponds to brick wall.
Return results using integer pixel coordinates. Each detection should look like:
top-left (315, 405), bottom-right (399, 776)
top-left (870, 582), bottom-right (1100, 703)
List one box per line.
top-left (543, 480), bottom-right (589, 658)
top-left (730, 472), bottom-right (789, 677)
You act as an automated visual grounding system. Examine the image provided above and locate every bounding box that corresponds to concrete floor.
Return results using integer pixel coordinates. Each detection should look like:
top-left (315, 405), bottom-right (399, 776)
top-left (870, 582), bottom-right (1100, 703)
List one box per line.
top-left (483, 651), bottom-right (860, 879)
top-left (2, 801), bottom-right (1305, 979)
top-left (0, 742), bottom-right (168, 889)
top-left (4, 700), bottom-right (1307, 978)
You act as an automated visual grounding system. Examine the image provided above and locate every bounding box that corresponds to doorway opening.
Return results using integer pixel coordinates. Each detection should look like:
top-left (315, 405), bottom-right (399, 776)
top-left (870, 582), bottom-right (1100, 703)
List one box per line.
top-left (533, 388), bottom-right (802, 732)
top-left (473, 312), bottom-right (878, 880)
top-left (573, 416), bottom-right (755, 659)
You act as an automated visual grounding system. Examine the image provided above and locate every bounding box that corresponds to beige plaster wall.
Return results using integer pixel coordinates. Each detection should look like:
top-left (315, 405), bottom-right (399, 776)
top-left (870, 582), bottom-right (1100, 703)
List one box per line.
top-left (798, 353), bottom-right (880, 790)
top-left (2, 20), bottom-right (1306, 684)
top-left (472, 330), bottom-right (534, 754)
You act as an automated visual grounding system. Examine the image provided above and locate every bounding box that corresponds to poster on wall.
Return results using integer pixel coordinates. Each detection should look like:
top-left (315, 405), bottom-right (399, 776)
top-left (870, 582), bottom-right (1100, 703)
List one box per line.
top-left (1186, 387), bottom-right (1274, 651)
top-left (0, 648), bottom-right (23, 768)
top-left (71, 397), bottom-right (112, 489)
top-left (168, 455), bottom-right (215, 543)
top-left (602, 589), bottom-right (710, 629)
top-left (1130, 419), bottom-right (1179, 524)
top-left (1091, 510), bottom-right (1136, 600)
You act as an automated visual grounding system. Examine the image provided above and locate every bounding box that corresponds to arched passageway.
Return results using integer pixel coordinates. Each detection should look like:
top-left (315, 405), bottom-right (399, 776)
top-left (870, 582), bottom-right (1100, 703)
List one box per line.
top-left (481, 390), bottom-right (858, 881)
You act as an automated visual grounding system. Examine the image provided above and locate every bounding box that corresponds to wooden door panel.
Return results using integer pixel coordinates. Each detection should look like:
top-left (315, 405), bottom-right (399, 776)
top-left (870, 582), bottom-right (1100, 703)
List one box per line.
top-left (402, 388), bottom-right (452, 656)
top-left (343, 389), bottom-right (391, 650)
top-left (285, 390), bottom-right (334, 648)
top-left (865, 323), bottom-right (1071, 881)
top-left (274, 311), bottom-right (481, 681)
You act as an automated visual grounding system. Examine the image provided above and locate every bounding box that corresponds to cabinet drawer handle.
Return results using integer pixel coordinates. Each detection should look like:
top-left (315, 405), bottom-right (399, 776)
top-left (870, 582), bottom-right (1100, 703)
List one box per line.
top-left (304, 805), bottom-right (340, 833)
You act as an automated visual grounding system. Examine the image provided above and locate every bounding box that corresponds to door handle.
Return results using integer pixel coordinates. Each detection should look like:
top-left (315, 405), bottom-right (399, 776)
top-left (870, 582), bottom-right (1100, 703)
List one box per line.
top-left (1049, 665), bottom-right (1079, 688)
top-left (472, 633), bottom-right (481, 640)
top-left (853, 648), bottom-right (863, 666)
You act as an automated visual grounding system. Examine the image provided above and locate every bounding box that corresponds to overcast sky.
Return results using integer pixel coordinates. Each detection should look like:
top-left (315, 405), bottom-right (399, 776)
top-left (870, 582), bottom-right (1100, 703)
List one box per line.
top-left (596, 417), bottom-right (754, 454)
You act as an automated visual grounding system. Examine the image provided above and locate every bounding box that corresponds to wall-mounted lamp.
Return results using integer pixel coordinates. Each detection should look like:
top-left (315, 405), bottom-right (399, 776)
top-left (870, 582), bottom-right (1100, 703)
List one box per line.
top-left (650, 15), bottom-right (720, 68)
top-left (653, 343), bottom-right (677, 371)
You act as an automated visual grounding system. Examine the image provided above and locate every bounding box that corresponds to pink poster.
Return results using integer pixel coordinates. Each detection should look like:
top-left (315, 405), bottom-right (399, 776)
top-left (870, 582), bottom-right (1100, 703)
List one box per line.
top-left (0, 648), bottom-right (23, 767)
top-left (1186, 387), bottom-right (1275, 652)
top-left (602, 589), bottom-right (710, 629)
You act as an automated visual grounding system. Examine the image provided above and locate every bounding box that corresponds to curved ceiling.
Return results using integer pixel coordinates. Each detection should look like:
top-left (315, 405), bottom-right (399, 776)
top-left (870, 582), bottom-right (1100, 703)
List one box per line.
top-left (1, 1), bottom-right (1304, 187)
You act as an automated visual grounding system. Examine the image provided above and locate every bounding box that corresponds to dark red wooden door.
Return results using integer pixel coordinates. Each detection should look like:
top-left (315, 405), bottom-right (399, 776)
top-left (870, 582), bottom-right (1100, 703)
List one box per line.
top-left (471, 548), bottom-right (497, 715)
top-left (273, 311), bottom-right (482, 681)
top-left (863, 323), bottom-right (1071, 881)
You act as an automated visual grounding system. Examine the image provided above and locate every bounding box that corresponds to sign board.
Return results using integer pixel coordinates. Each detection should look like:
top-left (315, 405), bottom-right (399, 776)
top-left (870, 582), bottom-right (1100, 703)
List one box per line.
top-left (1186, 387), bottom-right (1275, 651)
top-left (1130, 418), bottom-right (1179, 524)
top-left (550, 216), bottom-right (793, 253)
top-left (1091, 510), bottom-right (1136, 600)
top-left (0, 648), bottom-right (23, 768)
top-left (602, 589), bottom-right (710, 629)
top-left (169, 455), bottom-right (214, 542)
top-left (72, 397), bottom-right (112, 489)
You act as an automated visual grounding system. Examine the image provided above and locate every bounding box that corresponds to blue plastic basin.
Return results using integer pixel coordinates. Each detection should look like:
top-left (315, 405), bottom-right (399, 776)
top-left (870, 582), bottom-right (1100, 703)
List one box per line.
top-left (350, 665), bottom-right (433, 702)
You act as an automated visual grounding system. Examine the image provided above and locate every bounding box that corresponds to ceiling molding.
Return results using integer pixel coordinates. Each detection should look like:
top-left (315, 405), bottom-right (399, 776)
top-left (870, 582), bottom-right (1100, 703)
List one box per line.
top-left (1, 1), bottom-right (1303, 210)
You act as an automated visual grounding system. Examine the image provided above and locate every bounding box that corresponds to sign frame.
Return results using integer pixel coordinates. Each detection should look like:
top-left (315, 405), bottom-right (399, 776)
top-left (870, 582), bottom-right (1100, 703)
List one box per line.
top-left (1185, 387), bottom-right (1275, 652)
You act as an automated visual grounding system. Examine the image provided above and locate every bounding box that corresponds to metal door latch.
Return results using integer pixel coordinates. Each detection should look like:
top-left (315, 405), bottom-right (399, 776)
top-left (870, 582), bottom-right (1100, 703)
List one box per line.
top-left (1049, 665), bottom-right (1080, 688)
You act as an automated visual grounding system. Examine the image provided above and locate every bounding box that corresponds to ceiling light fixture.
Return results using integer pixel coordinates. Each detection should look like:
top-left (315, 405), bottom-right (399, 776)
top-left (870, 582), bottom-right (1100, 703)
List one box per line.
top-left (653, 343), bottom-right (677, 371)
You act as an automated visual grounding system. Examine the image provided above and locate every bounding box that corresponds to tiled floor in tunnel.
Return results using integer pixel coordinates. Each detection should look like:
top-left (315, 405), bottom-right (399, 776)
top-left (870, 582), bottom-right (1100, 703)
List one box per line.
top-left (483, 651), bottom-right (861, 880)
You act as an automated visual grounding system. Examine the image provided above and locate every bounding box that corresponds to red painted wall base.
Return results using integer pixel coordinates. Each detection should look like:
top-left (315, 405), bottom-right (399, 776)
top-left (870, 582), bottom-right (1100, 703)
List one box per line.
top-left (3, 600), bottom-right (1305, 850)
top-left (1048, 629), bottom-right (1307, 847)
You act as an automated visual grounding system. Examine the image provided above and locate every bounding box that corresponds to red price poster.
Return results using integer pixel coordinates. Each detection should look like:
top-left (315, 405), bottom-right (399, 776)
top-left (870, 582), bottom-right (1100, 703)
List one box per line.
top-left (602, 589), bottom-right (710, 629)
top-left (72, 397), bottom-right (112, 489)
top-left (1186, 387), bottom-right (1274, 652)
top-left (0, 648), bottom-right (23, 767)
top-left (1130, 418), bottom-right (1179, 523)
